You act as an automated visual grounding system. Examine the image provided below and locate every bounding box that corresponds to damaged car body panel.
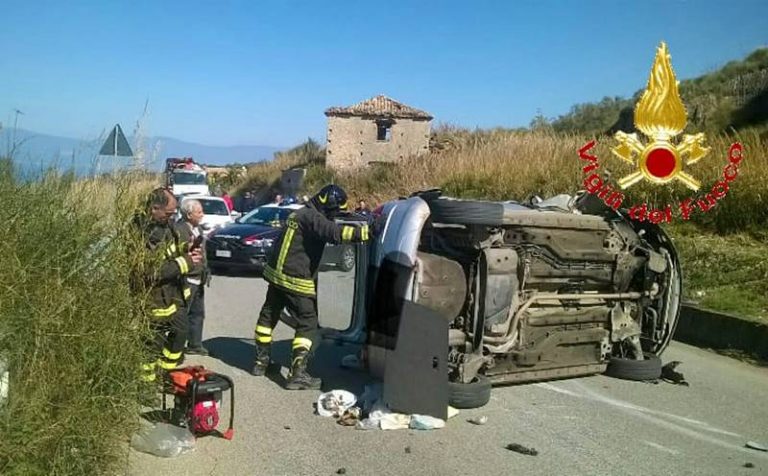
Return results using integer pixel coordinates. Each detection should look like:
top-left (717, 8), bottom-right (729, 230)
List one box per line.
top-left (340, 190), bottom-right (683, 394)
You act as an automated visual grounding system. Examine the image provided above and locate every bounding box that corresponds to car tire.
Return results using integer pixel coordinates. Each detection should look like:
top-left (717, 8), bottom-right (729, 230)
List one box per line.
top-left (605, 353), bottom-right (662, 381)
top-left (428, 198), bottom-right (506, 225)
top-left (338, 246), bottom-right (355, 272)
top-left (448, 375), bottom-right (492, 409)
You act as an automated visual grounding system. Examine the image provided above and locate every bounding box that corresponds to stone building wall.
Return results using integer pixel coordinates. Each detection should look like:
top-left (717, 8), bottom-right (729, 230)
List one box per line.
top-left (326, 115), bottom-right (431, 170)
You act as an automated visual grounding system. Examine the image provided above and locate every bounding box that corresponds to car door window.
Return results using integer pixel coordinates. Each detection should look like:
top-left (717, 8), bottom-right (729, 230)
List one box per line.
top-left (316, 242), bottom-right (360, 331)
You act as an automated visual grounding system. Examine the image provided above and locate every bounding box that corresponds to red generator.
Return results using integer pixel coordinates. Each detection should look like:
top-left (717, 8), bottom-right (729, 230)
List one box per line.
top-left (163, 366), bottom-right (235, 440)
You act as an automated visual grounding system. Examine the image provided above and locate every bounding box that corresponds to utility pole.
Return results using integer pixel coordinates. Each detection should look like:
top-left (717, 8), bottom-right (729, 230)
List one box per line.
top-left (11, 109), bottom-right (24, 158)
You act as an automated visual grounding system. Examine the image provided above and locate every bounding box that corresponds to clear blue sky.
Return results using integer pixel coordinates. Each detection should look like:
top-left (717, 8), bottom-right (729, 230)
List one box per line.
top-left (2, 0), bottom-right (766, 147)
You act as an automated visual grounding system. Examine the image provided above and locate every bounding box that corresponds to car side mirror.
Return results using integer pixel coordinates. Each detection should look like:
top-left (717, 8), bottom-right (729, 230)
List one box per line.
top-left (230, 210), bottom-right (241, 219)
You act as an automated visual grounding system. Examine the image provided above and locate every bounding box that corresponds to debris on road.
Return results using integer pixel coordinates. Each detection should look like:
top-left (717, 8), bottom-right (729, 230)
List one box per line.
top-left (316, 390), bottom-right (357, 418)
top-left (336, 467), bottom-right (347, 474)
top-left (745, 441), bottom-right (767, 452)
top-left (467, 415), bottom-right (488, 425)
top-left (744, 462), bottom-right (755, 468)
top-left (130, 422), bottom-right (196, 458)
top-left (447, 406), bottom-right (460, 419)
top-left (337, 407), bottom-right (361, 426)
top-left (283, 425), bottom-right (291, 430)
top-left (409, 414), bottom-right (445, 430)
top-left (505, 443), bottom-right (539, 456)
top-left (661, 361), bottom-right (689, 386)
top-left (405, 446), bottom-right (412, 454)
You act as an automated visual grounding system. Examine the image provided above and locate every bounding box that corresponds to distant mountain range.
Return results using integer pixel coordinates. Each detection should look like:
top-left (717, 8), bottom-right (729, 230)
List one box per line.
top-left (0, 128), bottom-right (284, 177)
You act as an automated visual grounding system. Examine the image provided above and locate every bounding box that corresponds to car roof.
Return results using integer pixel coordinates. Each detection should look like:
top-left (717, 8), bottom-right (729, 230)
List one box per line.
top-left (180, 195), bottom-right (225, 202)
top-left (260, 203), bottom-right (304, 210)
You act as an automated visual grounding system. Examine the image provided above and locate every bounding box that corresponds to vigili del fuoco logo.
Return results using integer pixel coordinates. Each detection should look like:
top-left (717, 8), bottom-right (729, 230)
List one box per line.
top-left (577, 42), bottom-right (744, 224)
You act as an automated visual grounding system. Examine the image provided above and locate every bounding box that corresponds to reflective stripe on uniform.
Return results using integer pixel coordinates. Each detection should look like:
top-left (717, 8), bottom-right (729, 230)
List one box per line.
top-left (361, 225), bottom-right (369, 241)
top-left (141, 372), bottom-right (157, 382)
top-left (276, 227), bottom-right (295, 273)
top-left (151, 303), bottom-right (177, 318)
top-left (263, 265), bottom-right (316, 296)
top-left (165, 243), bottom-right (177, 258)
top-left (255, 325), bottom-right (273, 343)
top-left (256, 334), bottom-right (272, 344)
top-left (183, 287), bottom-right (191, 299)
top-left (162, 348), bottom-right (182, 361)
top-left (140, 362), bottom-right (157, 382)
top-left (341, 226), bottom-right (354, 242)
top-left (158, 359), bottom-right (179, 370)
top-left (292, 337), bottom-right (312, 350)
top-left (175, 256), bottom-right (189, 275)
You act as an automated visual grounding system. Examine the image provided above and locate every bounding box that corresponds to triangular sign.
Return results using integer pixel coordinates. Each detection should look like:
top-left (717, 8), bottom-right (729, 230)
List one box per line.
top-left (99, 124), bottom-right (134, 157)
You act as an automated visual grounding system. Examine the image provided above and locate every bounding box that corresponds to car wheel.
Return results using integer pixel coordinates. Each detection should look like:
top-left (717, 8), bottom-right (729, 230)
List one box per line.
top-left (338, 246), bottom-right (355, 272)
top-left (428, 198), bottom-right (506, 225)
top-left (605, 353), bottom-right (662, 381)
top-left (448, 375), bottom-right (491, 409)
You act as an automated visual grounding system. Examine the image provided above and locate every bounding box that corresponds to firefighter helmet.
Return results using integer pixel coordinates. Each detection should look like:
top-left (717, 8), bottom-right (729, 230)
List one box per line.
top-left (310, 184), bottom-right (349, 217)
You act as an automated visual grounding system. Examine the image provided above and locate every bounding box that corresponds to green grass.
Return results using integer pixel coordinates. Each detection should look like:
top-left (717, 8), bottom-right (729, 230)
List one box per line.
top-left (669, 222), bottom-right (768, 322)
top-left (0, 161), bottom-right (157, 475)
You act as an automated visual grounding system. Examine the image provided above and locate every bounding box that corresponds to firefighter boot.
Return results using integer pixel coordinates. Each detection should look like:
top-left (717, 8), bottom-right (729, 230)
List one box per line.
top-left (251, 341), bottom-right (272, 376)
top-left (285, 347), bottom-right (322, 390)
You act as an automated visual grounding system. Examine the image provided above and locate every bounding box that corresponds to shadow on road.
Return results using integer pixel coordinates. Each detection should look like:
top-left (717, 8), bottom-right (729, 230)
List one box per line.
top-left (204, 336), bottom-right (374, 393)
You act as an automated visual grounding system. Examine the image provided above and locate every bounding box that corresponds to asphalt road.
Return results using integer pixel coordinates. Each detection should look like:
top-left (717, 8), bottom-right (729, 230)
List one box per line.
top-left (128, 271), bottom-right (768, 476)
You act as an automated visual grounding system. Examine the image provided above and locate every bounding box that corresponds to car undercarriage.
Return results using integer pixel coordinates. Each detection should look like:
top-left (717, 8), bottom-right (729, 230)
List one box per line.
top-left (357, 190), bottom-right (683, 408)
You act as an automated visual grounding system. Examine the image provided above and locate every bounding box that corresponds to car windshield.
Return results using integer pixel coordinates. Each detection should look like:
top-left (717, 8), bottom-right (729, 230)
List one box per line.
top-left (172, 172), bottom-right (207, 185)
top-left (196, 199), bottom-right (229, 216)
top-left (240, 207), bottom-right (295, 226)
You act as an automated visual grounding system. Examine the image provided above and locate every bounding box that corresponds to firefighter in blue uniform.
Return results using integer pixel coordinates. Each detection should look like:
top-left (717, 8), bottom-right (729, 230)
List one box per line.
top-left (251, 184), bottom-right (369, 389)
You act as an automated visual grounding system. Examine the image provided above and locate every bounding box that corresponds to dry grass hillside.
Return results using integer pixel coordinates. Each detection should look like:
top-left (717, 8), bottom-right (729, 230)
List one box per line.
top-left (236, 127), bottom-right (768, 319)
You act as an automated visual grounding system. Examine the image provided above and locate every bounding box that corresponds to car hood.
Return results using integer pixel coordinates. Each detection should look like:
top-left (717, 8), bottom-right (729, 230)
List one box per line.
top-left (210, 223), bottom-right (281, 240)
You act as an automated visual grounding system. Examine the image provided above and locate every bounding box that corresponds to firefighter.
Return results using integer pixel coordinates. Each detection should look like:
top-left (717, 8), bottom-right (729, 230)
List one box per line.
top-left (133, 188), bottom-right (203, 382)
top-left (252, 184), bottom-right (369, 390)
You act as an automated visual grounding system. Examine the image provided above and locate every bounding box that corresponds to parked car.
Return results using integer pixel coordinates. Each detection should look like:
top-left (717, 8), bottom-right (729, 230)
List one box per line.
top-left (176, 195), bottom-right (238, 236)
top-left (330, 189), bottom-right (682, 409)
top-left (206, 203), bottom-right (362, 273)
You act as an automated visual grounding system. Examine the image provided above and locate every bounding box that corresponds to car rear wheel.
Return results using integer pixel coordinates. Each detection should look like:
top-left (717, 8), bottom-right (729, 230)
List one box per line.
top-left (338, 246), bottom-right (355, 272)
top-left (448, 375), bottom-right (491, 409)
top-left (605, 353), bottom-right (662, 381)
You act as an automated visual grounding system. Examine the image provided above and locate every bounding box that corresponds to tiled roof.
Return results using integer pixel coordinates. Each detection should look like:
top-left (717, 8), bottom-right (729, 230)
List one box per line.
top-left (325, 95), bottom-right (433, 120)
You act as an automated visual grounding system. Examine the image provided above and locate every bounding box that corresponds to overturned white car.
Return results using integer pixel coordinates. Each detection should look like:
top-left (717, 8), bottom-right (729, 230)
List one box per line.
top-left (334, 189), bottom-right (682, 409)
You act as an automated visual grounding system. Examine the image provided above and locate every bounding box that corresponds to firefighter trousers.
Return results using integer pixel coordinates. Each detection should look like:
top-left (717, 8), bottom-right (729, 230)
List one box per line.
top-left (255, 284), bottom-right (318, 351)
top-left (142, 311), bottom-right (187, 381)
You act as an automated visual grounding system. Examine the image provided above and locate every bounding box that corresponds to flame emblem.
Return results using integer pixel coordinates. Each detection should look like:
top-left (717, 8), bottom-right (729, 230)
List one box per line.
top-left (612, 42), bottom-right (709, 191)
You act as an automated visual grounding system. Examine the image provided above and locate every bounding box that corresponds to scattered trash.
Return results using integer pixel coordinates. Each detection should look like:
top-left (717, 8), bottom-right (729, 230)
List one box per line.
top-left (409, 414), bottom-right (445, 430)
top-left (380, 412), bottom-right (411, 430)
top-left (505, 443), bottom-right (539, 456)
top-left (336, 467), bottom-right (347, 474)
top-left (316, 390), bottom-right (357, 418)
top-left (745, 441), bottom-right (768, 452)
top-left (405, 446), bottom-right (412, 454)
top-left (337, 407), bottom-right (361, 427)
top-left (130, 422), bottom-right (196, 458)
top-left (744, 462), bottom-right (755, 468)
top-left (661, 361), bottom-right (689, 386)
top-left (447, 406), bottom-right (460, 419)
top-left (468, 415), bottom-right (488, 426)
top-left (283, 425), bottom-right (291, 430)
top-left (356, 418), bottom-right (380, 430)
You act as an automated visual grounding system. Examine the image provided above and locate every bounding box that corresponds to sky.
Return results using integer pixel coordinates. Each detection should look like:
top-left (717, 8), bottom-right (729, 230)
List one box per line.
top-left (1, 0), bottom-right (767, 148)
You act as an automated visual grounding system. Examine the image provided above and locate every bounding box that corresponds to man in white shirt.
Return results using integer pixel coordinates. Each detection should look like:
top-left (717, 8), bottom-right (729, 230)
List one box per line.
top-left (175, 199), bottom-right (210, 355)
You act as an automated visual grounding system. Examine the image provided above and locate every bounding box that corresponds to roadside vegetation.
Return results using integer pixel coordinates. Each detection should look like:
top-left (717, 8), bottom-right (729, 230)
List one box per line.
top-left (0, 161), bottom-right (158, 475)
